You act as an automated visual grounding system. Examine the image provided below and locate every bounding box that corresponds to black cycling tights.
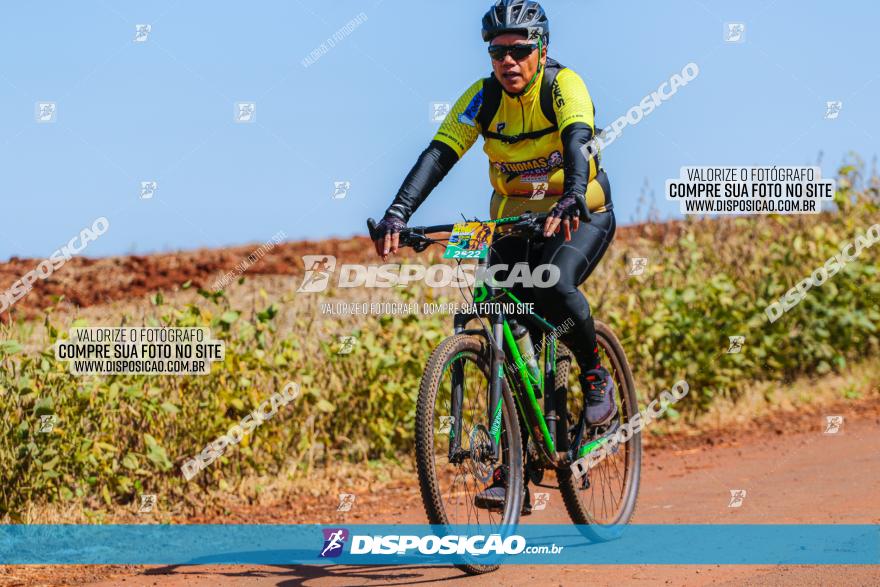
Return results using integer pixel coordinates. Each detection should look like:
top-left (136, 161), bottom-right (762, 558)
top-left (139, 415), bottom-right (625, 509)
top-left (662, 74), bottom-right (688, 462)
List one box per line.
top-left (489, 208), bottom-right (616, 372)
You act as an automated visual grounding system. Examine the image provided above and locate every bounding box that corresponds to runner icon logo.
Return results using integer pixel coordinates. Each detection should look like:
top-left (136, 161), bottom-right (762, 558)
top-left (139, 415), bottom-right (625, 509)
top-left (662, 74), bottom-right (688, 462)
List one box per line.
top-left (823, 415), bottom-right (844, 435)
top-left (728, 489), bottom-right (747, 508)
top-left (134, 24), bottom-right (151, 43)
top-left (724, 23), bottom-right (745, 43)
top-left (320, 528), bottom-right (349, 558)
top-left (332, 181), bottom-right (351, 200)
top-left (824, 101), bottom-right (843, 120)
top-left (438, 416), bottom-right (455, 434)
top-left (529, 181), bottom-right (548, 200)
top-left (431, 102), bottom-right (451, 123)
top-left (533, 492), bottom-right (550, 511)
top-left (628, 257), bottom-right (648, 276)
top-left (235, 102), bottom-right (256, 123)
top-left (138, 494), bottom-right (157, 513)
top-left (337, 493), bottom-right (356, 512)
top-left (337, 335), bottom-right (358, 355)
top-left (727, 336), bottom-right (745, 354)
top-left (140, 181), bottom-right (158, 200)
top-left (298, 255), bottom-right (337, 292)
top-left (39, 415), bottom-right (58, 433)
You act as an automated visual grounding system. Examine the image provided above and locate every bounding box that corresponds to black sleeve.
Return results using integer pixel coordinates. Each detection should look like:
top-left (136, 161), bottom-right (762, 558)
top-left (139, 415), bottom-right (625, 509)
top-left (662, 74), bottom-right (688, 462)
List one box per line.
top-left (384, 140), bottom-right (459, 222)
top-left (560, 122), bottom-right (594, 200)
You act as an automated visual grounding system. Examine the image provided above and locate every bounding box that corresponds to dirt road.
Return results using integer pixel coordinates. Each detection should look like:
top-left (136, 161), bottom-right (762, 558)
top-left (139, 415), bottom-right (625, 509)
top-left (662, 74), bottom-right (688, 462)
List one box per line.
top-left (67, 405), bottom-right (879, 587)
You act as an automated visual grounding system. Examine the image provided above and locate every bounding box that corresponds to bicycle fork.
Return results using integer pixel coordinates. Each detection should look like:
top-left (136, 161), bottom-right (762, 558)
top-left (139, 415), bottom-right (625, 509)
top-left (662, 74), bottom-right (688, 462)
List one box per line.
top-left (487, 313), bottom-right (506, 460)
top-left (448, 275), bottom-right (506, 463)
top-left (445, 326), bottom-right (504, 462)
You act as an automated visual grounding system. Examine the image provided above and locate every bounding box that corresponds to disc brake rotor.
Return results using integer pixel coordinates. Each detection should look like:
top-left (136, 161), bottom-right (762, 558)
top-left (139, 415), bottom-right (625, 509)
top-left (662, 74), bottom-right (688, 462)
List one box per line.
top-left (467, 424), bottom-right (495, 483)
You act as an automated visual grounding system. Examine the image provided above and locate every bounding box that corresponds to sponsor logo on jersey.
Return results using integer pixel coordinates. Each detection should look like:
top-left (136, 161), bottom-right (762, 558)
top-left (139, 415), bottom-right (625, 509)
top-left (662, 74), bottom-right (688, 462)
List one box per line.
top-left (457, 89), bottom-right (483, 127)
top-left (552, 79), bottom-right (565, 108)
top-left (492, 150), bottom-right (563, 181)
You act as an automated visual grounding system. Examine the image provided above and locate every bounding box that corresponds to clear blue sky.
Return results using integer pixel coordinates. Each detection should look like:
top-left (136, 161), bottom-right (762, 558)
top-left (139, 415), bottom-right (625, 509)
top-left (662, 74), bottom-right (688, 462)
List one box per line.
top-left (1, 0), bottom-right (877, 260)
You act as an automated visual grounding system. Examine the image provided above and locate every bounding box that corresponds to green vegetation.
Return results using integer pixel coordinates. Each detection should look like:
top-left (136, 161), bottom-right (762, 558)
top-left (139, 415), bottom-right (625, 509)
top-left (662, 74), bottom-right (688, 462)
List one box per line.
top-left (1, 164), bottom-right (878, 520)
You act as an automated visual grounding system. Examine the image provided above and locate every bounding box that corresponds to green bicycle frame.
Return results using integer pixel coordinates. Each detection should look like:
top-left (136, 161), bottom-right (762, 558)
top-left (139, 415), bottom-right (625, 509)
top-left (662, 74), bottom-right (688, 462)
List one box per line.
top-left (450, 213), bottom-right (577, 465)
top-left (502, 315), bottom-right (556, 454)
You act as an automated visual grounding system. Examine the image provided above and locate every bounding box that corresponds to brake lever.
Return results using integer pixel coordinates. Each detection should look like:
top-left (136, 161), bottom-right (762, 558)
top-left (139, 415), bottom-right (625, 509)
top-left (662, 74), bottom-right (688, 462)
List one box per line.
top-left (510, 213), bottom-right (548, 239)
top-left (399, 229), bottom-right (434, 252)
top-left (366, 217), bottom-right (379, 240)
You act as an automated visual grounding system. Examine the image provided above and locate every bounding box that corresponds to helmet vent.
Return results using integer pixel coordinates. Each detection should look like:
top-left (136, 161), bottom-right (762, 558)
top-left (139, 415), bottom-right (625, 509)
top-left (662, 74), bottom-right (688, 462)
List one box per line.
top-left (482, 0), bottom-right (549, 44)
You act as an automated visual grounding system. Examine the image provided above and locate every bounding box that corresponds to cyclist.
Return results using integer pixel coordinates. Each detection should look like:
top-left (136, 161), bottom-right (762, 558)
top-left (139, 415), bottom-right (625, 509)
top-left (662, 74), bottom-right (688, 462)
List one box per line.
top-left (372, 0), bottom-right (617, 511)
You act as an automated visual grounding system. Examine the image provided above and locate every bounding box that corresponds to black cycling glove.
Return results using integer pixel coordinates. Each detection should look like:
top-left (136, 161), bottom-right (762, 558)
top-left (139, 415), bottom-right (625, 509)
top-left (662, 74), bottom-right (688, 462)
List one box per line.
top-left (549, 195), bottom-right (580, 222)
top-left (375, 215), bottom-right (407, 238)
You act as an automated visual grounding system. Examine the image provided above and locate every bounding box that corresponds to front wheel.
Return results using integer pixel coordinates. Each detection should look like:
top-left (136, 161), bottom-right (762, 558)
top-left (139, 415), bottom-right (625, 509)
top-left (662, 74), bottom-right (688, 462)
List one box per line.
top-left (414, 334), bottom-right (523, 575)
top-left (557, 320), bottom-right (641, 540)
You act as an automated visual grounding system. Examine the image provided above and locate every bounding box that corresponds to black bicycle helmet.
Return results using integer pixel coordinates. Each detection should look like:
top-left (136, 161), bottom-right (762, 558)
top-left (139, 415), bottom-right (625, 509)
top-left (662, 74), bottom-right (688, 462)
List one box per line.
top-left (481, 0), bottom-right (549, 45)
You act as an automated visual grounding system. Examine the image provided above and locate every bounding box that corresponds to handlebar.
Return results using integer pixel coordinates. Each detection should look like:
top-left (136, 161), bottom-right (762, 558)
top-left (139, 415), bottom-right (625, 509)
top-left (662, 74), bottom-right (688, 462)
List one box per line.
top-left (367, 212), bottom-right (557, 253)
top-left (366, 218), bottom-right (459, 241)
top-left (367, 196), bottom-right (592, 252)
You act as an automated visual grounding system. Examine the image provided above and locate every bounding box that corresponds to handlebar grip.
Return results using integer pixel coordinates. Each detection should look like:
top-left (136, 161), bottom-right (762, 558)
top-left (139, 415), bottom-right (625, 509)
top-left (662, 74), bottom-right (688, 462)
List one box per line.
top-left (366, 218), bottom-right (379, 240)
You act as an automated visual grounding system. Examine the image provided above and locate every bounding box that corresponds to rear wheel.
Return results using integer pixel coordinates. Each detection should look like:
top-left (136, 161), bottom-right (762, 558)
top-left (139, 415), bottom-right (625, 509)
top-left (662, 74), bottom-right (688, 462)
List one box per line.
top-left (557, 321), bottom-right (641, 540)
top-left (415, 334), bottom-right (523, 574)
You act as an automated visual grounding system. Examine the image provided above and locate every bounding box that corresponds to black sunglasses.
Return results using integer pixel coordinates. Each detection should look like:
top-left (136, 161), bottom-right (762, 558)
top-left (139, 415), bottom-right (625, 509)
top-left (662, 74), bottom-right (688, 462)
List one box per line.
top-left (488, 43), bottom-right (538, 61)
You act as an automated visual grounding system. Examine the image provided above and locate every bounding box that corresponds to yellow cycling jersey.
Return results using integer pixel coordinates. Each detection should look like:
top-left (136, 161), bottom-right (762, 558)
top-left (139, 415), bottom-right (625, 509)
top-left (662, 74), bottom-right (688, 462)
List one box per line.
top-left (433, 62), bottom-right (609, 219)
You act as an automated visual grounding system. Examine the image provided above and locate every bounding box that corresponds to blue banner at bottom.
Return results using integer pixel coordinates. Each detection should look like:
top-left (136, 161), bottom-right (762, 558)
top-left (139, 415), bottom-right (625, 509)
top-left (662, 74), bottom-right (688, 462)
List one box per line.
top-left (1, 524), bottom-right (877, 565)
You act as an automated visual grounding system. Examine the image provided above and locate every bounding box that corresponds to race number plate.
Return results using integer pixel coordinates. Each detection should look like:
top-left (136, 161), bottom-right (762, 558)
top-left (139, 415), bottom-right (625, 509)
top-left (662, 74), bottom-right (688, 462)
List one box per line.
top-left (443, 222), bottom-right (496, 259)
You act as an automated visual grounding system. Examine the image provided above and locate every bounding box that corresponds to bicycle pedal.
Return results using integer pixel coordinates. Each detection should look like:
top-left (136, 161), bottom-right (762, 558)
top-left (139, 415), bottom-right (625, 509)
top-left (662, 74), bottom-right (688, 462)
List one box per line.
top-left (591, 418), bottom-right (620, 440)
top-left (589, 420), bottom-right (622, 456)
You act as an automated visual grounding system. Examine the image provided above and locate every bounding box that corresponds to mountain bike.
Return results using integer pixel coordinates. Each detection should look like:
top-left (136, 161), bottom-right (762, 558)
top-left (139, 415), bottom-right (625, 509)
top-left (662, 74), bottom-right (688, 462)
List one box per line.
top-left (367, 210), bottom-right (640, 575)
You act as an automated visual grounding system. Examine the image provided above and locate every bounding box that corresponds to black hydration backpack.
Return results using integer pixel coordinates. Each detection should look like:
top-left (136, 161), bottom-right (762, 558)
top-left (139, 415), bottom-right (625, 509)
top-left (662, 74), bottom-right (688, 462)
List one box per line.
top-left (475, 57), bottom-right (566, 144)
